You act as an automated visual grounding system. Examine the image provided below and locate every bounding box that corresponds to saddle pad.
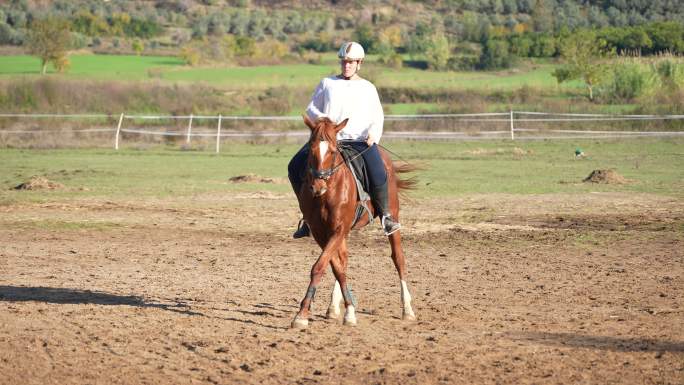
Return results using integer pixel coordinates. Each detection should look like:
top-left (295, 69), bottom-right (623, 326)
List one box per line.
top-left (338, 143), bottom-right (375, 226)
top-left (338, 143), bottom-right (371, 195)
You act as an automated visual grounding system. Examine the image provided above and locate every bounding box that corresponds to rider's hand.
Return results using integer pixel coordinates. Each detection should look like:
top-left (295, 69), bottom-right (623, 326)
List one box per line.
top-left (366, 135), bottom-right (376, 146)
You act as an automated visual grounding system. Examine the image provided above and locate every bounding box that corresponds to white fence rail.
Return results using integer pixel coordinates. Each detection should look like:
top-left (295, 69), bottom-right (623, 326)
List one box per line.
top-left (1, 111), bottom-right (683, 151)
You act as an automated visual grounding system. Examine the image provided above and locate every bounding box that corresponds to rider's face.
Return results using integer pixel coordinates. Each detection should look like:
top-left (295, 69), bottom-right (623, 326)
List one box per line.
top-left (340, 59), bottom-right (360, 78)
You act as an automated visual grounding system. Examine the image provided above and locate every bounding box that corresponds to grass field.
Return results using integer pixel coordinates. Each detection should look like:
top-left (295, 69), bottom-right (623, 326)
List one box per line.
top-left (0, 54), bottom-right (585, 92)
top-left (1, 138), bottom-right (682, 206)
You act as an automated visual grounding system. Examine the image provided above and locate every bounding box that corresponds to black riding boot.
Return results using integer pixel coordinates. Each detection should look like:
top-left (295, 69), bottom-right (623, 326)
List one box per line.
top-left (289, 176), bottom-right (310, 239)
top-left (371, 180), bottom-right (401, 235)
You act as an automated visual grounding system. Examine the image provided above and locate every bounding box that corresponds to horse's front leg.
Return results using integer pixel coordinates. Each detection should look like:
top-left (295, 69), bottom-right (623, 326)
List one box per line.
top-left (291, 233), bottom-right (344, 329)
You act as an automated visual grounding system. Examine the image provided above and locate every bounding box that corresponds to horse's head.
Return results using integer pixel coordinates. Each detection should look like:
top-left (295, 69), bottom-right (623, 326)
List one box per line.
top-left (303, 114), bottom-right (348, 197)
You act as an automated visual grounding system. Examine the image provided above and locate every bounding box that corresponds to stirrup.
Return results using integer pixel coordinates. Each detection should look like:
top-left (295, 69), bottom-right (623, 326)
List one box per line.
top-left (381, 215), bottom-right (401, 236)
top-left (293, 219), bottom-right (310, 239)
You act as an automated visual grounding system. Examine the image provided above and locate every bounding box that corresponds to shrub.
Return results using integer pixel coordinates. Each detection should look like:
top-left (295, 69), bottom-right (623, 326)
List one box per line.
top-left (179, 45), bottom-right (200, 66)
top-left (654, 59), bottom-right (684, 90)
top-left (601, 63), bottom-right (655, 101)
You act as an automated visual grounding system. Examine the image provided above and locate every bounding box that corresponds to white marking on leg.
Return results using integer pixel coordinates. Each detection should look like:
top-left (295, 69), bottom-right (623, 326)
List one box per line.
top-left (326, 280), bottom-right (343, 319)
top-left (291, 315), bottom-right (309, 329)
top-left (318, 140), bottom-right (328, 167)
top-left (401, 280), bottom-right (416, 321)
top-left (343, 305), bottom-right (357, 326)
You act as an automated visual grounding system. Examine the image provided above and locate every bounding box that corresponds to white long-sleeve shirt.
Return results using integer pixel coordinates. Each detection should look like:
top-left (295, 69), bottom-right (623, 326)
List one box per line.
top-left (306, 75), bottom-right (384, 143)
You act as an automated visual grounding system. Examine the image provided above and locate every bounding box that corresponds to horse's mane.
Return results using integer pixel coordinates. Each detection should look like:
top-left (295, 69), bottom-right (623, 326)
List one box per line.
top-left (311, 117), bottom-right (338, 143)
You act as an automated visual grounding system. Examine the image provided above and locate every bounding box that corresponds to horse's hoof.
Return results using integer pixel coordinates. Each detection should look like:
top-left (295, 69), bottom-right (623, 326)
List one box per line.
top-left (343, 306), bottom-right (357, 326)
top-left (402, 311), bottom-right (417, 321)
top-left (291, 316), bottom-right (309, 329)
top-left (326, 307), bottom-right (341, 320)
top-left (343, 316), bottom-right (357, 326)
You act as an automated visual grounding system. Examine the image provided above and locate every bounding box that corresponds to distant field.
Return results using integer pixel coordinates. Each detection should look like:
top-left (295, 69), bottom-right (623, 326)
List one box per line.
top-left (0, 53), bottom-right (585, 92)
top-left (1, 138), bottom-right (682, 205)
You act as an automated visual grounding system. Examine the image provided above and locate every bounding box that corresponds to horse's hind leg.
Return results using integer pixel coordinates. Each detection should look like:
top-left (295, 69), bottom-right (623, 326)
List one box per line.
top-left (329, 240), bottom-right (357, 326)
top-left (389, 231), bottom-right (416, 321)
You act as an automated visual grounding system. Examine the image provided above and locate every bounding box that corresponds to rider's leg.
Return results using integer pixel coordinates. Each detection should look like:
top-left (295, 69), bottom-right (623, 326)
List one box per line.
top-left (288, 145), bottom-right (311, 238)
top-left (362, 143), bottom-right (401, 235)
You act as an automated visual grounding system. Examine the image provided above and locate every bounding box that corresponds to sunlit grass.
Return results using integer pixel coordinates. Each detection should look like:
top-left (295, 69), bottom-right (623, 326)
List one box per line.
top-left (1, 138), bottom-right (682, 205)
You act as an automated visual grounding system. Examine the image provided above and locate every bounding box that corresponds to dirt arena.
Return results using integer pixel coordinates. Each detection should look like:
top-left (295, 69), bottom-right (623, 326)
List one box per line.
top-left (1, 191), bottom-right (682, 384)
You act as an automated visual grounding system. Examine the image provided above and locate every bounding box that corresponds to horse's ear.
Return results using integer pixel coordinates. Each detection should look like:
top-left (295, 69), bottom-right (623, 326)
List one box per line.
top-left (335, 118), bottom-right (349, 133)
top-left (303, 114), bottom-right (316, 131)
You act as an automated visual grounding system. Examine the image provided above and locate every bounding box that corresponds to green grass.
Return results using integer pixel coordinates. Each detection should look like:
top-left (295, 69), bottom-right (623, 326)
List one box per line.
top-left (1, 138), bottom-right (682, 205)
top-left (0, 54), bottom-right (585, 92)
top-left (0, 54), bottom-right (185, 80)
top-left (385, 103), bottom-right (441, 114)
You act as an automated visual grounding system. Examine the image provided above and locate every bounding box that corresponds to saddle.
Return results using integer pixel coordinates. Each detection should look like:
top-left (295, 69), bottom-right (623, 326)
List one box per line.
top-left (337, 142), bottom-right (376, 228)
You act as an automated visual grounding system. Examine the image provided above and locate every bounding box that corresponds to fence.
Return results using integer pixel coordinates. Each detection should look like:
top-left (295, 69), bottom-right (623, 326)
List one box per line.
top-left (1, 111), bottom-right (683, 151)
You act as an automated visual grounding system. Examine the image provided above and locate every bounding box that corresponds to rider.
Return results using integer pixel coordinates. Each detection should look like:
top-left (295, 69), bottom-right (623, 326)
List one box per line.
top-left (287, 41), bottom-right (401, 238)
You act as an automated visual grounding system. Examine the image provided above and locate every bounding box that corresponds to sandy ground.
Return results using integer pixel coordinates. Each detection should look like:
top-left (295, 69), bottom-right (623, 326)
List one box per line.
top-left (1, 191), bottom-right (682, 384)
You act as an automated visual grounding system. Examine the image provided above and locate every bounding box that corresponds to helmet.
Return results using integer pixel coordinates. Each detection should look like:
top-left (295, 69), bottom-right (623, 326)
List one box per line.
top-left (337, 42), bottom-right (365, 61)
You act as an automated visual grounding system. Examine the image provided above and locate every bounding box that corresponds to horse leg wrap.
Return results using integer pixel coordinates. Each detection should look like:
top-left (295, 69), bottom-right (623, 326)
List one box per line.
top-left (306, 286), bottom-right (317, 311)
top-left (345, 285), bottom-right (358, 308)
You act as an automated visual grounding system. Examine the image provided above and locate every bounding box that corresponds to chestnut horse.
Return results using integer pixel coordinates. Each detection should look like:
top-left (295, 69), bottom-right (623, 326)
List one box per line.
top-left (291, 115), bottom-right (418, 328)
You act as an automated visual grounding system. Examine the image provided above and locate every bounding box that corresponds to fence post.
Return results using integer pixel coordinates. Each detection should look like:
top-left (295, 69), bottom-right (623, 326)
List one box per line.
top-left (216, 114), bottom-right (222, 153)
top-left (186, 114), bottom-right (193, 144)
top-left (510, 110), bottom-right (515, 140)
top-left (114, 112), bottom-right (124, 150)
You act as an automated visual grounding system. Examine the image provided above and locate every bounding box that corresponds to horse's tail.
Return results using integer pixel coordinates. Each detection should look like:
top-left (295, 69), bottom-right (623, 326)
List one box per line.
top-left (392, 161), bottom-right (421, 192)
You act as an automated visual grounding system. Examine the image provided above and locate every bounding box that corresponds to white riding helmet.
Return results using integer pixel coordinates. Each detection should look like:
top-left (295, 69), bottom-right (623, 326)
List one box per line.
top-left (338, 41), bottom-right (365, 61)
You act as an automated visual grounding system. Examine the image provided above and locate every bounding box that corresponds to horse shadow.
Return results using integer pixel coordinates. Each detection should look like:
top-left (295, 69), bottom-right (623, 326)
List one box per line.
top-left (0, 285), bottom-right (204, 316)
top-left (507, 331), bottom-right (684, 353)
top-left (0, 285), bottom-right (296, 330)
top-left (0, 286), bottom-right (293, 329)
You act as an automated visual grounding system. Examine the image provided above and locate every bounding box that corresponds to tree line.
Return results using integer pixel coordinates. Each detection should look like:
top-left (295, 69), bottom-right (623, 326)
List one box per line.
top-left (4, 0), bottom-right (684, 75)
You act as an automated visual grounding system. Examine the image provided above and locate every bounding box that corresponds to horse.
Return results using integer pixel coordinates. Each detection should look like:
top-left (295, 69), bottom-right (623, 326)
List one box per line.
top-left (291, 115), bottom-right (418, 328)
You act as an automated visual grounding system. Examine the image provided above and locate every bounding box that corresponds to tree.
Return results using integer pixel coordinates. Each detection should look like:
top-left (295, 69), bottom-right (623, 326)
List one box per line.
top-left (425, 32), bottom-right (451, 70)
top-left (26, 17), bottom-right (72, 75)
top-left (553, 30), bottom-right (613, 100)
top-left (532, 0), bottom-right (553, 33)
top-left (479, 38), bottom-right (513, 70)
top-left (132, 39), bottom-right (144, 56)
top-left (352, 24), bottom-right (377, 53)
top-left (406, 21), bottom-right (433, 58)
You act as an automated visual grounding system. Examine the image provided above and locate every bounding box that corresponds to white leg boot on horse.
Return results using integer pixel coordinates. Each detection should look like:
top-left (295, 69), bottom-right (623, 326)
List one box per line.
top-left (326, 280), bottom-right (343, 319)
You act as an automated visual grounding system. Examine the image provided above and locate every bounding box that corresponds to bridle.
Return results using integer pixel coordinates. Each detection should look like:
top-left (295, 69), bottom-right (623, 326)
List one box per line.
top-left (307, 139), bottom-right (374, 181)
top-left (308, 140), bottom-right (344, 181)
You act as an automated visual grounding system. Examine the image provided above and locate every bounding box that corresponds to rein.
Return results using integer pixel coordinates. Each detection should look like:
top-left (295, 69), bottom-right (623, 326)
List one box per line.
top-left (308, 141), bottom-right (374, 180)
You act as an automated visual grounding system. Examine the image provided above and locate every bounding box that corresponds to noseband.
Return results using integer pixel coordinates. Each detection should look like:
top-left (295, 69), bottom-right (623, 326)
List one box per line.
top-left (308, 141), bottom-right (343, 181)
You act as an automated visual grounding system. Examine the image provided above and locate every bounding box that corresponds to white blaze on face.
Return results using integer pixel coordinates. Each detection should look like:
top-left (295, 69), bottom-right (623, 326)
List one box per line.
top-left (318, 140), bottom-right (329, 167)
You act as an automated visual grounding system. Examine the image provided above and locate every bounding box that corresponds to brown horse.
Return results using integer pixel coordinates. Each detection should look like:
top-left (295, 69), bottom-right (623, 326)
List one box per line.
top-left (291, 115), bottom-right (418, 328)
